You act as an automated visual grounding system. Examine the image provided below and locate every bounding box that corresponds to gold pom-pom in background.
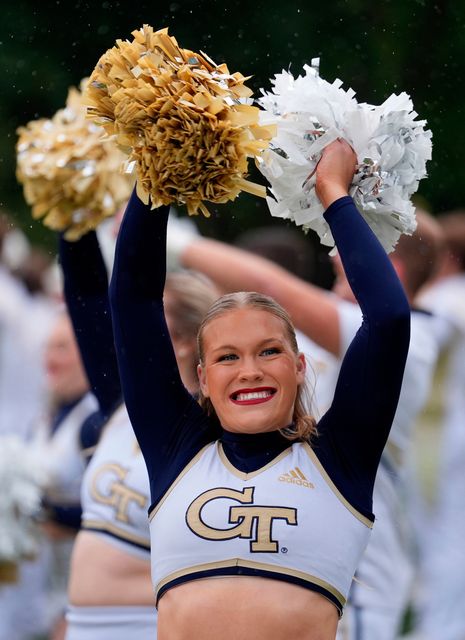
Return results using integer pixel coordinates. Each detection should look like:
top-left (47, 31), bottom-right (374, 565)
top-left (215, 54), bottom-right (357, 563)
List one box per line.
top-left (16, 79), bottom-right (135, 240)
top-left (85, 25), bottom-right (275, 216)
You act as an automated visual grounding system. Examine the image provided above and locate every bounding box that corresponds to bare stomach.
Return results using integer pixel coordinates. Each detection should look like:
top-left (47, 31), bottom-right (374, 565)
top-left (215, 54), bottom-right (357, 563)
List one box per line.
top-left (158, 577), bottom-right (339, 640)
top-left (68, 531), bottom-right (155, 606)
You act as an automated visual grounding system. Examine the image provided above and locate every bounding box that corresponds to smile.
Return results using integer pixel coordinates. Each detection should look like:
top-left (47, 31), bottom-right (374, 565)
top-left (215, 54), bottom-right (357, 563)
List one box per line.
top-left (230, 387), bottom-right (276, 405)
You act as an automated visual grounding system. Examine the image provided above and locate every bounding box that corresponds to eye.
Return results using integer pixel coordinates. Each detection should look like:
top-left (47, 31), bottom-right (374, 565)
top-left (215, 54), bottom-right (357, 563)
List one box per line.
top-left (260, 347), bottom-right (281, 357)
top-left (217, 353), bottom-right (238, 362)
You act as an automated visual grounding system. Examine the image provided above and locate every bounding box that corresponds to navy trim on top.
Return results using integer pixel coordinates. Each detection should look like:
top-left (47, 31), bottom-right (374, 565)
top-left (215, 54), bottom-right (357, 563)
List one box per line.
top-left (83, 524), bottom-right (150, 552)
top-left (50, 397), bottom-right (83, 436)
top-left (157, 566), bottom-right (343, 616)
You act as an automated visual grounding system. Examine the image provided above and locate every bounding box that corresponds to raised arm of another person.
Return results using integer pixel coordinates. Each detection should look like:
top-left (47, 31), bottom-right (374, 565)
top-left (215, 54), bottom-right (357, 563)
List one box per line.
top-left (59, 231), bottom-right (121, 418)
top-left (179, 231), bottom-right (342, 355)
top-left (313, 141), bottom-right (411, 517)
top-left (109, 191), bottom-right (216, 503)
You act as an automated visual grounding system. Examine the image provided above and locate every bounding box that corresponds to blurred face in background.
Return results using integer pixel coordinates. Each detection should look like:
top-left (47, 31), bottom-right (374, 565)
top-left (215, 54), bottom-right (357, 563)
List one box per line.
top-left (44, 314), bottom-right (89, 405)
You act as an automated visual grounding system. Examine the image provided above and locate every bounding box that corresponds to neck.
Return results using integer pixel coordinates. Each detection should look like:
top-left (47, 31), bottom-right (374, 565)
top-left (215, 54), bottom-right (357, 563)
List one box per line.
top-left (221, 428), bottom-right (288, 445)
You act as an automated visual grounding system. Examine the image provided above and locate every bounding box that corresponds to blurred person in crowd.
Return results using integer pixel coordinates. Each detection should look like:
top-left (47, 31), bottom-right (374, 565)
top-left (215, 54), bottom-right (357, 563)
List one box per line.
top-left (0, 310), bottom-right (96, 640)
top-left (235, 225), bottom-right (318, 285)
top-left (171, 208), bottom-right (443, 640)
top-left (409, 210), bottom-right (465, 640)
top-left (58, 221), bottom-right (219, 639)
top-left (0, 210), bottom-right (57, 439)
top-left (12, 245), bottom-right (54, 296)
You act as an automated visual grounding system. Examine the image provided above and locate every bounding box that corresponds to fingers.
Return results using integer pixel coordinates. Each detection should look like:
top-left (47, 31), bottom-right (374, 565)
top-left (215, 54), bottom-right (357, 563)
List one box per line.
top-left (315, 139), bottom-right (357, 209)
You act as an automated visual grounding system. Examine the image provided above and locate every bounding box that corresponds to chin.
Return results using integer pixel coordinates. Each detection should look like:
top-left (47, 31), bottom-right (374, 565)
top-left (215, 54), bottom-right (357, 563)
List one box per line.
top-left (218, 402), bottom-right (293, 434)
top-left (225, 419), bottom-right (283, 435)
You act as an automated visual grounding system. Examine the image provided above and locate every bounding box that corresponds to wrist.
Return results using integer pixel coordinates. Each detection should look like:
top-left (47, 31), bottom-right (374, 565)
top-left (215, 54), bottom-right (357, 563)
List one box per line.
top-left (316, 183), bottom-right (349, 210)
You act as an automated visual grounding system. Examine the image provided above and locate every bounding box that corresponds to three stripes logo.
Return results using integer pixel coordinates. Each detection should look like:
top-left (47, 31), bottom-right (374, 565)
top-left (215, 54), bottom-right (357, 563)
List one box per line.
top-left (278, 467), bottom-right (314, 489)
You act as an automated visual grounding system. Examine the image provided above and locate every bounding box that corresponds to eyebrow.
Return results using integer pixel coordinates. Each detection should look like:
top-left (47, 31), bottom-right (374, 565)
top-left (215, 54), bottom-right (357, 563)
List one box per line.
top-left (209, 337), bottom-right (286, 354)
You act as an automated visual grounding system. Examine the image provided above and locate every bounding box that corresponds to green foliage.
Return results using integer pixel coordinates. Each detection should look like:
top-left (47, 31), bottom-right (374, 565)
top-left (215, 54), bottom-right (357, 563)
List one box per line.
top-left (1, 0), bottom-right (463, 249)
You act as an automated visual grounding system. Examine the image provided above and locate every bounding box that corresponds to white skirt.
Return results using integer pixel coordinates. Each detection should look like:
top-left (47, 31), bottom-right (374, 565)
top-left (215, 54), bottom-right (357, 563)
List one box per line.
top-left (65, 605), bottom-right (157, 639)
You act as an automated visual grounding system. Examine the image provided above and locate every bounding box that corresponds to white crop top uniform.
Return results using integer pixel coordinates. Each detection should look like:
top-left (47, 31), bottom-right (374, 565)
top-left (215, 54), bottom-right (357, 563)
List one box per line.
top-left (81, 404), bottom-right (151, 558)
top-left (150, 440), bottom-right (373, 614)
top-left (33, 392), bottom-right (98, 504)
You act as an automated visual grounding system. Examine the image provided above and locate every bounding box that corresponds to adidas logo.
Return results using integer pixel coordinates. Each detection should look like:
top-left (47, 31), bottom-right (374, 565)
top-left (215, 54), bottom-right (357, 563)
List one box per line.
top-left (278, 467), bottom-right (314, 489)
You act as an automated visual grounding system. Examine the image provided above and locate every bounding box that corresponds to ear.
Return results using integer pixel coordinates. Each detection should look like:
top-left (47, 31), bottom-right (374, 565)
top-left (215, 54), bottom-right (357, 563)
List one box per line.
top-left (197, 363), bottom-right (209, 397)
top-left (296, 353), bottom-right (306, 385)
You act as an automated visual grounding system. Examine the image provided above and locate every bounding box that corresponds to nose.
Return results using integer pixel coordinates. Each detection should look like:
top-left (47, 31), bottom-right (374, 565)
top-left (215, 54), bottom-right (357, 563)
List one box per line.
top-left (238, 357), bottom-right (264, 382)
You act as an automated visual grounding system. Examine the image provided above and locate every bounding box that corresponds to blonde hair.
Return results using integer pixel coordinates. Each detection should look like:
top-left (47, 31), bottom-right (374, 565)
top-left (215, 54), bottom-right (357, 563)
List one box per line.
top-left (165, 271), bottom-right (219, 378)
top-left (197, 291), bottom-right (317, 442)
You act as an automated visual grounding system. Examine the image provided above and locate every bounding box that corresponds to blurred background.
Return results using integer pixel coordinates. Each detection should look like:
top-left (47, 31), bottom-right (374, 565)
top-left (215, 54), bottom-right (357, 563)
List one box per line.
top-left (1, 0), bottom-right (463, 271)
top-left (0, 3), bottom-right (464, 639)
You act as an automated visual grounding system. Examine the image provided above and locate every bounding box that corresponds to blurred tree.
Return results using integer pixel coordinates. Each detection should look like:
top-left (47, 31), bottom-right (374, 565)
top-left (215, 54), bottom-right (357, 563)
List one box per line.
top-left (0, 0), bottom-right (461, 264)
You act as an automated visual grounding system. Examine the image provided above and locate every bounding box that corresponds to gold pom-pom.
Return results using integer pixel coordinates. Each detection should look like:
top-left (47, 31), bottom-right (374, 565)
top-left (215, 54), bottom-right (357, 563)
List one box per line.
top-left (16, 79), bottom-right (135, 240)
top-left (85, 25), bottom-right (275, 216)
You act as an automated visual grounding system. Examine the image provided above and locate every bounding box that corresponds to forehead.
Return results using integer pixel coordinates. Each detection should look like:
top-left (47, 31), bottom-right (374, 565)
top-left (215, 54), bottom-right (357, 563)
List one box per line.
top-left (202, 308), bottom-right (289, 350)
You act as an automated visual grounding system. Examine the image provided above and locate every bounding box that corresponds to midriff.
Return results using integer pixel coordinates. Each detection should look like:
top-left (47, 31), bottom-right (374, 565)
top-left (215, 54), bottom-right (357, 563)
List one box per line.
top-left (68, 531), bottom-right (155, 606)
top-left (158, 576), bottom-right (339, 640)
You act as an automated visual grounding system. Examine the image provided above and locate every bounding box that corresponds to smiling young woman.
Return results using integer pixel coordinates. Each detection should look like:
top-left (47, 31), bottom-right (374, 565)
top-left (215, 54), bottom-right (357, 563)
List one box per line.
top-left (109, 140), bottom-right (411, 640)
top-left (57, 228), bottom-right (218, 640)
top-left (197, 304), bottom-right (307, 435)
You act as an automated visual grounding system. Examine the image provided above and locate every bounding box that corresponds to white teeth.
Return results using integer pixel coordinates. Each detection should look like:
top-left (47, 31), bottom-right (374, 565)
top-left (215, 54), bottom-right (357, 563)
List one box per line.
top-left (236, 391), bottom-right (272, 401)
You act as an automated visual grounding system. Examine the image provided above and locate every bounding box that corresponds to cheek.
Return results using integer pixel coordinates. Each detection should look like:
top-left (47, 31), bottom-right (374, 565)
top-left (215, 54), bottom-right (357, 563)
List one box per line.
top-left (204, 368), bottom-right (231, 402)
top-left (60, 353), bottom-right (75, 371)
top-left (274, 359), bottom-right (298, 383)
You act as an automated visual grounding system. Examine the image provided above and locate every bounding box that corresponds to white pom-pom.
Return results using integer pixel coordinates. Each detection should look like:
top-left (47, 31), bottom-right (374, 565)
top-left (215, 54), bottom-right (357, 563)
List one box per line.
top-left (257, 64), bottom-right (432, 253)
top-left (0, 436), bottom-right (49, 565)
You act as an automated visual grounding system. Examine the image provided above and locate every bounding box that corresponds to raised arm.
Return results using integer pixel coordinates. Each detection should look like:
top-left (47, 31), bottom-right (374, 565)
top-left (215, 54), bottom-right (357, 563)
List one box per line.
top-left (314, 143), bottom-right (411, 511)
top-left (109, 189), bottom-right (214, 491)
top-left (59, 231), bottom-right (121, 418)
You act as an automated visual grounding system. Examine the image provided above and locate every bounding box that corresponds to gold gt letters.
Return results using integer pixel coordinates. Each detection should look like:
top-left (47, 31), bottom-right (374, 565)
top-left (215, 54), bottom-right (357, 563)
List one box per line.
top-left (91, 463), bottom-right (147, 523)
top-left (186, 487), bottom-right (297, 552)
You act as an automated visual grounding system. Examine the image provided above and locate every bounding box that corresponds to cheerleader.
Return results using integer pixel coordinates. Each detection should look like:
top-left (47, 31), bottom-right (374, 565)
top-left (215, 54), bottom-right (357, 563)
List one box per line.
top-left (59, 222), bottom-right (218, 639)
top-left (109, 139), bottom-right (410, 640)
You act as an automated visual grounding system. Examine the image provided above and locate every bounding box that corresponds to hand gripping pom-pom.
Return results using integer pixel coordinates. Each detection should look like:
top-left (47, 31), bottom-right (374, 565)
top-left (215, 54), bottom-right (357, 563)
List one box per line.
top-left (257, 62), bottom-right (432, 253)
top-left (84, 25), bottom-right (276, 216)
top-left (16, 79), bottom-right (135, 241)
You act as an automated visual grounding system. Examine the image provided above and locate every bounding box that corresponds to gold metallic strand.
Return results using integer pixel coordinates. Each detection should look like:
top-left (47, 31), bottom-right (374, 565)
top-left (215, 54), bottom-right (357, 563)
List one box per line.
top-left (84, 25), bottom-right (274, 216)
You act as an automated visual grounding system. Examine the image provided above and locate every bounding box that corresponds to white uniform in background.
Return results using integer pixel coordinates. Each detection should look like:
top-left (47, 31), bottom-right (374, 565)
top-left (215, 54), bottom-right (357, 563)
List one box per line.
top-left (296, 330), bottom-right (340, 422)
top-left (33, 393), bottom-right (97, 506)
top-left (0, 264), bottom-right (57, 640)
top-left (298, 298), bottom-right (439, 640)
top-left (0, 394), bottom-right (96, 640)
top-left (412, 274), bottom-right (465, 640)
top-left (80, 404), bottom-right (151, 555)
top-left (65, 403), bottom-right (157, 640)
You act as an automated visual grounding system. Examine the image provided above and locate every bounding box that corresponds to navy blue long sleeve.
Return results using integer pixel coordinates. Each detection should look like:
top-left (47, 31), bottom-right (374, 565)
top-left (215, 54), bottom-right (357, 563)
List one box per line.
top-left (42, 499), bottom-right (82, 530)
top-left (59, 232), bottom-right (122, 418)
top-left (109, 189), bottom-right (215, 504)
top-left (315, 197), bottom-right (411, 514)
top-left (110, 190), bottom-right (410, 515)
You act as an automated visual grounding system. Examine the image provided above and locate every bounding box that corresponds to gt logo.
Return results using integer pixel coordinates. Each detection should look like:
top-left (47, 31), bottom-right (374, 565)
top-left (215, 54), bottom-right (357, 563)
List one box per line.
top-left (91, 463), bottom-right (147, 523)
top-left (185, 487), bottom-right (297, 552)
